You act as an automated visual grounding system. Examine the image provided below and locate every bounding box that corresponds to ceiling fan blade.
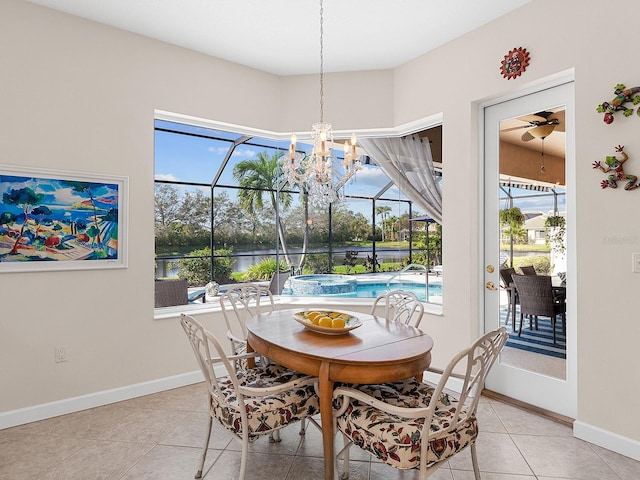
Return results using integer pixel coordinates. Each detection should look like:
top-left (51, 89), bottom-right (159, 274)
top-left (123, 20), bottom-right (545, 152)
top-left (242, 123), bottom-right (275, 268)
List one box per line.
top-left (517, 113), bottom-right (547, 123)
top-left (521, 131), bottom-right (535, 142)
top-left (501, 125), bottom-right (530, 132)
top-left (548, 111), bottom-right (565, 132)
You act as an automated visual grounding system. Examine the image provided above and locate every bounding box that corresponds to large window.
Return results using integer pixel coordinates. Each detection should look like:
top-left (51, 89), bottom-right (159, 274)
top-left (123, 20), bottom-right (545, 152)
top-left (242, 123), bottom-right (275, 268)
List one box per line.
top-left (154, 119), bottom-right (442, 302)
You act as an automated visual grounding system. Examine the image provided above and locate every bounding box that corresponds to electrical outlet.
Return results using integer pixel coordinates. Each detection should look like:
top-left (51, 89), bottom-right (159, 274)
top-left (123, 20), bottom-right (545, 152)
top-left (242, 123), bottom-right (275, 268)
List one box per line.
top-left (55, 345), bottom-right (67, 363)
top-left (633, 253), bottom-right (640, 273)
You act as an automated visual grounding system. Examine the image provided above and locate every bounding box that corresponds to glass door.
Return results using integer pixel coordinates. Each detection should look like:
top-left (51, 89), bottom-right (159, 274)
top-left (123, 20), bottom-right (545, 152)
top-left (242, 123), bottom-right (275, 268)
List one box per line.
top-left (483, 82), bottom-right (576, 418)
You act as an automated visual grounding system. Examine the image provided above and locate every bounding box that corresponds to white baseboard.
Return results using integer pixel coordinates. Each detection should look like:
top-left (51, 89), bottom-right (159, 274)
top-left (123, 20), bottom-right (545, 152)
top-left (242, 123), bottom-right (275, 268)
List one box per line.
top-left (574, 420), bottom-right (640, 462)
top-left (0, 370), bottom-right (204, 430)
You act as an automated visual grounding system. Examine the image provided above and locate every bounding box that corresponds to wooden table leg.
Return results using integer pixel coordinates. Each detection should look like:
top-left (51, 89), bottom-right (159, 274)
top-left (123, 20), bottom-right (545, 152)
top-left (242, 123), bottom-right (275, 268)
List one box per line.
top-left (318, 361), bottom-right (335, 480)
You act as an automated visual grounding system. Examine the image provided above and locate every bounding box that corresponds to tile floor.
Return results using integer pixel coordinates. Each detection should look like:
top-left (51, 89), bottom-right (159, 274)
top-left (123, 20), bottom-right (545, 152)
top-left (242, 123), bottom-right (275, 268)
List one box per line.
top-left (1, 382), bottom-right (639, 480)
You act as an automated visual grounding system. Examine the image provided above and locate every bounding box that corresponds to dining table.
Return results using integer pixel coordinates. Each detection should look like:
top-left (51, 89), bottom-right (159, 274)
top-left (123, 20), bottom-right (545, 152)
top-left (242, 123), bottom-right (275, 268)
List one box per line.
top-left (245, 308), bottom-right (434, 480)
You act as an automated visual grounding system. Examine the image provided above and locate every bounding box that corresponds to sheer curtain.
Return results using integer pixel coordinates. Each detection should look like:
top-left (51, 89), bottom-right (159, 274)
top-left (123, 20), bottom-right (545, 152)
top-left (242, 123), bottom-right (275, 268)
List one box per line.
top-left (359, 135), bottom-right (442, 224)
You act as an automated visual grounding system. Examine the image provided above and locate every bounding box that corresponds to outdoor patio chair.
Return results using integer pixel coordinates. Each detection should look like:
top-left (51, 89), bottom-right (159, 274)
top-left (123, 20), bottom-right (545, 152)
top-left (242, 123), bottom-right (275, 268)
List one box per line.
top-left (519, 265), bottom-right (537, 275)
top-left (179, 314), bottom-right (320, 480)
top-left (332, 327), bottom-right (508, 480)
top-left (268, 270), bottom-right (291, 295)
top-left (154, 279), bottom-right (188, 307)
top-left (512, 273), bottom-right (566, 343)
top-left (499, 267), bottom-right (519, 329)
top-left (370, 290), bottom-right (424, 327)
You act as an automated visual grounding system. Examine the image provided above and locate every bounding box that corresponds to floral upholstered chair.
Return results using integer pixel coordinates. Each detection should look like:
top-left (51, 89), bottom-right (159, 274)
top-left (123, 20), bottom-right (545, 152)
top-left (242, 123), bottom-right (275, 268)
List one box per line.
top-left (332, 327), bottom-right (508, 479)
top-left (180, 314), bottom-right (320, 480)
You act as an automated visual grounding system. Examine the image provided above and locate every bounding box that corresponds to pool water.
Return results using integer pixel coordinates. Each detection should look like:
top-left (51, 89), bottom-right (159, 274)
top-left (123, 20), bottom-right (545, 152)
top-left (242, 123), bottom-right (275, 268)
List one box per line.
top-left (283, 280), bottom-right (441, 302)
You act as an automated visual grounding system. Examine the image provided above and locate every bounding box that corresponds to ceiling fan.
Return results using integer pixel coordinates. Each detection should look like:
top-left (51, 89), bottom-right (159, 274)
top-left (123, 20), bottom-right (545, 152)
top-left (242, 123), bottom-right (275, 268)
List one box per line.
top-left (503, 110), bottom-right (565, 142)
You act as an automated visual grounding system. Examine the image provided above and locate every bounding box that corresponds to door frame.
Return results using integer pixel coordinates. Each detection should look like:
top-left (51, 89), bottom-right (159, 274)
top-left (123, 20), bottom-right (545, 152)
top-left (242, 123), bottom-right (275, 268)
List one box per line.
top-left (478, 71), bottom-right (577, 418)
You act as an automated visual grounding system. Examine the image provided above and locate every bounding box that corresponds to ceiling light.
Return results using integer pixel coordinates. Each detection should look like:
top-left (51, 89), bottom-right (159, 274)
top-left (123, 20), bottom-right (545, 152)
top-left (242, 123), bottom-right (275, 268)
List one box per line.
top-left (282, 0), bottom-right (361, 208)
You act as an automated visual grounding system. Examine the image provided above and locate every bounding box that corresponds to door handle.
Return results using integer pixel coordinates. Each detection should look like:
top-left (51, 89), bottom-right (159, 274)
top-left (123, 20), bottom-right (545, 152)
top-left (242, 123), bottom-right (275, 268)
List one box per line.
top-left (485, 281), bottom-right (498, 291)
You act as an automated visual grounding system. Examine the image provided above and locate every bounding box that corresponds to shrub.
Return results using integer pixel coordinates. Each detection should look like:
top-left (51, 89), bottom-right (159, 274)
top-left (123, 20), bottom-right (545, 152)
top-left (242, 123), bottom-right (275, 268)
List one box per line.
top-left (242, 257), bottom-right (289, 281)
top-left (512, 255), bottom-right (550, 275)
top-left (178, 247), bottom-right (233, 286)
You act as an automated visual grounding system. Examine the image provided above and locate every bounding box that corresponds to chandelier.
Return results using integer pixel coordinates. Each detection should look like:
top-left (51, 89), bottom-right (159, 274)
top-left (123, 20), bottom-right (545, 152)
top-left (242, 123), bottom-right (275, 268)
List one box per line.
top-left (281, 0), bottom-right (362, 208)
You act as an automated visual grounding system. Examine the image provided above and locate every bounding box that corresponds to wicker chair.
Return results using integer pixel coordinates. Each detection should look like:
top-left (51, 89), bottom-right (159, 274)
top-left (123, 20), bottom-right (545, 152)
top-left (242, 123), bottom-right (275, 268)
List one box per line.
top-left (519, 265), bottom-right (537, 275)
top-left (333, 327), bottom-right (508, 480)
top-left (154, 279), bottom-right (188, 307)
top-left (511, 274), bottom-right (566, 343)
top-left (370, 290), bottom-right (424, 327)
top-left (499, 267), bottom-right (519, 329)
top-left (180, 314), bottom-right (320, 480)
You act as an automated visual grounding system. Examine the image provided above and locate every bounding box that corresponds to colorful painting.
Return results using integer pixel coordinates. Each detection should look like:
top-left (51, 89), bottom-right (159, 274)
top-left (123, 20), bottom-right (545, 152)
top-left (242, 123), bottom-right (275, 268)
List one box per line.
top-left (0, 165), bottom-right (128, 272)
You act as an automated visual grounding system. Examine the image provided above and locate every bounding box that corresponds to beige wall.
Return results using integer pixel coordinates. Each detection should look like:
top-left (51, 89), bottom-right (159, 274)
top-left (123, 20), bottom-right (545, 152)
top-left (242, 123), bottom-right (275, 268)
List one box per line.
top-left (1, 0), bottom-right (639, 455)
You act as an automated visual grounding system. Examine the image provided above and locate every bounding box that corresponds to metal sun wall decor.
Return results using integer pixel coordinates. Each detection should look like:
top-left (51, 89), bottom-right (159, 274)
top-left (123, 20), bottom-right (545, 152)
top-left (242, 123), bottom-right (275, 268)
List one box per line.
top-left (0, 165), bottom-right (128, 272)
top-left (596, 84), bottom-right (640, 124)
top-left (592, 145), bottom-right (639, 191)
top-left (500, 47), bottom-right (530, 80)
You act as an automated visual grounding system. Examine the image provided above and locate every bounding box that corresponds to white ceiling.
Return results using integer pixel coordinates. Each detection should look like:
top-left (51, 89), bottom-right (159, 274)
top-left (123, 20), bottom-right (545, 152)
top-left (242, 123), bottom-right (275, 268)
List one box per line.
top-left (26, 0), bottom-right (531, 76)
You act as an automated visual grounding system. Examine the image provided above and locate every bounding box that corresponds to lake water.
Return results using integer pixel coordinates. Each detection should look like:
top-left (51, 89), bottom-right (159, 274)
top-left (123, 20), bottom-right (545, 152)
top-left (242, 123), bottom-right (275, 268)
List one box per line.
top-left (157, 246), bottom-right (416, 277)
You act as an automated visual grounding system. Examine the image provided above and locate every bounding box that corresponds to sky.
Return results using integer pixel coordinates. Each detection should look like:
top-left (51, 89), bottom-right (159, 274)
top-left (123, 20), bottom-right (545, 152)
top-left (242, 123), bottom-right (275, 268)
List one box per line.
top-left (154, 120), bottom-right (414, 219)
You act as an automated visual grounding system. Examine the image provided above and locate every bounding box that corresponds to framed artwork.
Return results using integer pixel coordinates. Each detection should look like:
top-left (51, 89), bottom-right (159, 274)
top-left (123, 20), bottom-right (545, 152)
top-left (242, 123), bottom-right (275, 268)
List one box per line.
top-left (0, 165), bottom-right (128, 272)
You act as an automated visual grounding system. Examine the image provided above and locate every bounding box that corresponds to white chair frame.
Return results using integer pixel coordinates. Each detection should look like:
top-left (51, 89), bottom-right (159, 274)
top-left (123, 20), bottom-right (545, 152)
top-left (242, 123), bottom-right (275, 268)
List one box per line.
top-left (370, 289), bottom-right (425, 327)
top-left (333, 327), bottom-right (508, 479)
top-left (180, 314), bottom-right (320, 480)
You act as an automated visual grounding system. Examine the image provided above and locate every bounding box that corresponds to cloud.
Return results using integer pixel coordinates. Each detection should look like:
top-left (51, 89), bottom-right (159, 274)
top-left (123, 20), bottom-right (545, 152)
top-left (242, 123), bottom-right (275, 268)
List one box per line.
top-left (231, 148), bottom-right (258, 158)
top-left (154, 173), bottom-right (180, 181)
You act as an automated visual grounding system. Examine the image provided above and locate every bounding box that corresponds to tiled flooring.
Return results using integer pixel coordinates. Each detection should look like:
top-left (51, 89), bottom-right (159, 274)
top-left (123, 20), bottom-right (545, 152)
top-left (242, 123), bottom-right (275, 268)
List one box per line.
top-left (2, 383), bottom-right (639, 480)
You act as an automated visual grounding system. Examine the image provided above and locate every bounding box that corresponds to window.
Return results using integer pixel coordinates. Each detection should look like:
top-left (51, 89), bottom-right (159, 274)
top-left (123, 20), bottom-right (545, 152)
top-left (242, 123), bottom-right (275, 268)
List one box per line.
top-left (154, 119), bottom-right (443, 304)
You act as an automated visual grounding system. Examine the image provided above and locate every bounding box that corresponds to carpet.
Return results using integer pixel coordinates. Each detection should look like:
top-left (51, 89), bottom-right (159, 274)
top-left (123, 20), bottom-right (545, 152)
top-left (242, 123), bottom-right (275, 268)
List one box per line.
top-left (500, 308), bottom-right (566, 359)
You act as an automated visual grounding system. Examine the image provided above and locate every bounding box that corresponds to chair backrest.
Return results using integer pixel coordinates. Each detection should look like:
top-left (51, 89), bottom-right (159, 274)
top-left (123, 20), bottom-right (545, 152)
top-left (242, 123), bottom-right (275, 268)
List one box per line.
top-left (179, 314), bottom-right (239, 405)
top-left (499, 267), bottom-right (516, 288)
top-left (519, 265), bottom-right (537, 275)
top-left (220, 283), bottom-right (275, 341)
top-left (511, 274), bottom-right (556, 317)
top-left (429, 327), bottom-right (508, 434)
top-left (370, 290), bottom-right (424, 327)
top-left (268, 271), bottom-right (291, 295)
top-left (154, 279), bottom-right (188, 307)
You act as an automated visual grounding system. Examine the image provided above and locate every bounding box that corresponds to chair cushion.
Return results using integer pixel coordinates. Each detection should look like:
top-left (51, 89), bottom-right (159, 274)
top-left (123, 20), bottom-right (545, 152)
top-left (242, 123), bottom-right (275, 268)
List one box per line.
top-left (212, 364), bottom-right (319, 439)
top-left (335, 379), bottom-right (477, 470)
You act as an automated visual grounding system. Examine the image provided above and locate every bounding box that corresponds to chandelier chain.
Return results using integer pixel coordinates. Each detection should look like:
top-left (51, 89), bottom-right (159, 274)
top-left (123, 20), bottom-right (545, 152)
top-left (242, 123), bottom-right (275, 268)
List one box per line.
top-left (319, 0), bottom-right (324, 124)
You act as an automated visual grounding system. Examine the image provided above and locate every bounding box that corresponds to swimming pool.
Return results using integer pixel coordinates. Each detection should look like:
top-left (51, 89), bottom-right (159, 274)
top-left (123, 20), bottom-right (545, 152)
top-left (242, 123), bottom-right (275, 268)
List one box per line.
top-left (283, 274), bottom-right (441, 302)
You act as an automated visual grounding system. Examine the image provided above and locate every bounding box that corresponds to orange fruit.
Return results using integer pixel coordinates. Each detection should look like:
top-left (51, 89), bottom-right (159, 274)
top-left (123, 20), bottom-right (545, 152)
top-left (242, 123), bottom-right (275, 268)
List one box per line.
top-left (318, 317), bottom-right (333, 328)
top-left (331, 318), bottom-right (346, 329)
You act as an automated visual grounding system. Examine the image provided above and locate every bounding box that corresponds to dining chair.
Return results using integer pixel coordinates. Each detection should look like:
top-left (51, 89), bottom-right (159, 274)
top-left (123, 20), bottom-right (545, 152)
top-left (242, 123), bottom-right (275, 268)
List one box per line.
top-left (498, 267), bottom-right (518, 329)
top-left (180, 314), bottom-right (320, 480)
top-left (220, 283), bottom-right (308, 440)
top-left (332, 327), bottom-right (508, 480)
top-left (519, 265), bottom-right (537, 275)
top-left (369, 290), bottom-right (424, 327)
top-left (220, 283), bottom-right (275, 360)
top-left (511, 273), bottom-right (566, 343)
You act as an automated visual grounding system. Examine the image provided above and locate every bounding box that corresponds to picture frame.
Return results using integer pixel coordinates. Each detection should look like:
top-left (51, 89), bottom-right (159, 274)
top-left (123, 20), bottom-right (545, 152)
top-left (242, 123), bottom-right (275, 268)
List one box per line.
top-left (0, 165), bottom-right (128, 273)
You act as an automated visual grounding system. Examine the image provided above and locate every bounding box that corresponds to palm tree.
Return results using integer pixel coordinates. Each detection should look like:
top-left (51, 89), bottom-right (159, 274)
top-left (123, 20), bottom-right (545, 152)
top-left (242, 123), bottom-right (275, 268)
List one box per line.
top-left (233, 151), bottom-right (293, 267)
top-left (375, 205), bottom-right (392, 242)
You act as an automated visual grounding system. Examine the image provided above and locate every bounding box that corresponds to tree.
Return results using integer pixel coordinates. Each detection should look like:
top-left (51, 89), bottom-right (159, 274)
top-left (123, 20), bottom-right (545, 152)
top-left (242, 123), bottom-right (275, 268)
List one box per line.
top-left (61, 181), bottom-right (107, 244)
top-left (154, 184), bottom-right (181, 231)
top-left (233, 151), bottom-right (293, 267)
top-left (31, 205), bottom-right (52, 236)
top-left (2, 187), bottom-right (44, 254)
top-left (375, 205), bottom-right (392, 241)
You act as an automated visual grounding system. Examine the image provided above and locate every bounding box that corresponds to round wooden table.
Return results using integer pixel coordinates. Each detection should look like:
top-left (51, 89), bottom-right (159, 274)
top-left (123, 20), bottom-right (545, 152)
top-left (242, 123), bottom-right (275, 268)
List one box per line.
top-left (246, 308), bottom-right (434, 480)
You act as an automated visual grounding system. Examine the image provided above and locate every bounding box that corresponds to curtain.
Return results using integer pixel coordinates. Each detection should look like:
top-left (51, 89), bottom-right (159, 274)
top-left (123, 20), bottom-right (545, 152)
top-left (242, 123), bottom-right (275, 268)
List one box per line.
top-left (359, 135), bottom-right (442, 224)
